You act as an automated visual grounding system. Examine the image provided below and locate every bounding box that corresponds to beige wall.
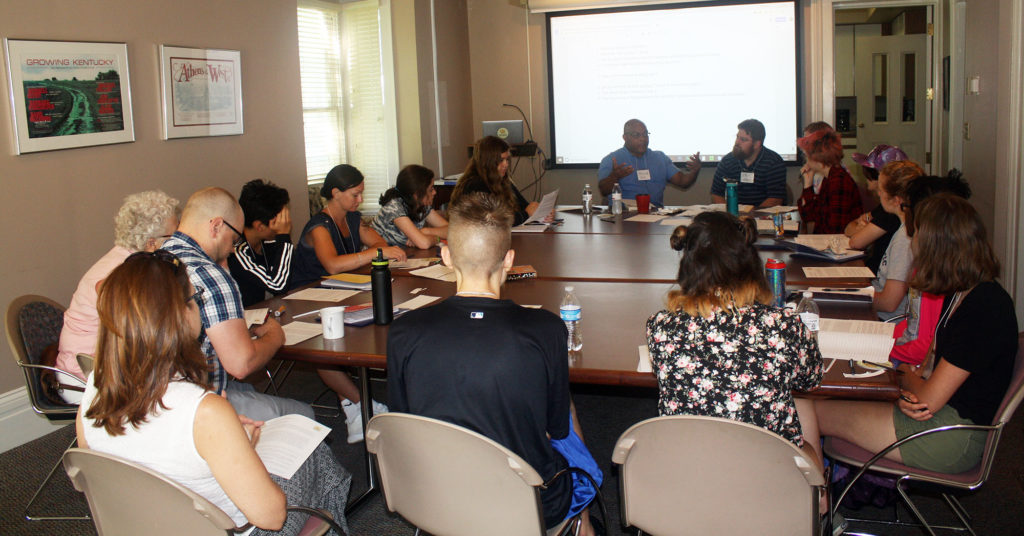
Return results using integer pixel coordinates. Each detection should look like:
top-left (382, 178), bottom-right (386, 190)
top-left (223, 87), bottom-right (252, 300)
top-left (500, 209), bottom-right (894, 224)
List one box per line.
top-left (961, 0), bottom-right (999, 235)
top-left (0, 0), bottom-right (308, 394)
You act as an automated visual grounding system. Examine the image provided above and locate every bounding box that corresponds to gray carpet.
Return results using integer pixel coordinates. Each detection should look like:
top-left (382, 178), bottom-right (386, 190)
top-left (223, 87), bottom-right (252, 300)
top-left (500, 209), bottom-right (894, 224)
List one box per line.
top-left (2, 362), bottom-right (1023, 535)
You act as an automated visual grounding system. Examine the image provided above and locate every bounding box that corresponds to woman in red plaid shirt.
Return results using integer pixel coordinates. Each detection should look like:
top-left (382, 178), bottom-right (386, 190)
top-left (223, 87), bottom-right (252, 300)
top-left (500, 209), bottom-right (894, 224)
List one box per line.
top-left (797, 130), bottom-right (863, 234)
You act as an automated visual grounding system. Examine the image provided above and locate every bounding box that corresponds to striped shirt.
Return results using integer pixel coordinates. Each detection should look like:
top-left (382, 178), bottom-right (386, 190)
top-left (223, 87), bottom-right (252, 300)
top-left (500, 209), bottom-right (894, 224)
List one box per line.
top-left (162, 231), bottom-right (243, 393)
top-left (228, 235), bottom-right (294, 307)
top-left (710, 147), bottom-right (788, 206)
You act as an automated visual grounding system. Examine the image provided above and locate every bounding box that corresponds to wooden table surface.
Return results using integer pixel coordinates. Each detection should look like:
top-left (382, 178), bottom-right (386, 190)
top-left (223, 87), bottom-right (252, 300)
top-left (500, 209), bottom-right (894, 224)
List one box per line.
top-left (272, 274), bottom-right (898, 401)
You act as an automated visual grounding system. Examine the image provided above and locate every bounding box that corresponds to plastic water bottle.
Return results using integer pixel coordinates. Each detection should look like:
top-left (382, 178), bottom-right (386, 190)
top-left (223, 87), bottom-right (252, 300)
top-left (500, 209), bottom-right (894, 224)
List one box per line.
top-left (795, 291), bottom-right (820, 340)
top-left (582, 184), bottom-right (594, 214)
top-left (611, 183), bottom-right (623, 215)
top-left (559, 286), bottom-right (583, 352)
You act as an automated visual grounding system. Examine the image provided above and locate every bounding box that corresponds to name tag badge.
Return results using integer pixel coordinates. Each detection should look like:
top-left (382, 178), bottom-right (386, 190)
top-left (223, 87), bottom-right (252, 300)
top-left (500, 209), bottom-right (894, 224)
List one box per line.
top-left (740, 171), bottom-right (755, 184)
top-left (636, 169), bottom-right (652, 181)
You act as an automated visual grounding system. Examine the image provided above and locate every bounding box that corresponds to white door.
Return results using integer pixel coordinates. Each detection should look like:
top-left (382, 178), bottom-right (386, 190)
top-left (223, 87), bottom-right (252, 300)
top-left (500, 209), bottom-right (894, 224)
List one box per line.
top-left (854, 33), bottom-right (931, 171)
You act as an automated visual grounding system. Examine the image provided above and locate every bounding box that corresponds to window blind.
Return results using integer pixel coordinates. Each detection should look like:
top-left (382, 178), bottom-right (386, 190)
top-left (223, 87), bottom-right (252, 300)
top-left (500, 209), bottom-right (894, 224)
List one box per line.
top-left (297, 0), bottom-right (392, 211)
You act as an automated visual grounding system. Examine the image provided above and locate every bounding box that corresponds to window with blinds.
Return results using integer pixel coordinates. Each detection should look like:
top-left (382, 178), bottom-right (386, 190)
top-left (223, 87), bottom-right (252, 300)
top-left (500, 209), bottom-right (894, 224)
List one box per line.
top-left (297, 0), bottom-right (394, 211)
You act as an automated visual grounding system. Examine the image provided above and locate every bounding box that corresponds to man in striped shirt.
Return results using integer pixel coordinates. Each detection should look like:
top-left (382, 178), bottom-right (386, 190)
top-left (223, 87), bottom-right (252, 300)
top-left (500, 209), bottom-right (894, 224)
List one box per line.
top-left (710, 118), bottom-right (787, 208)
top-left (228, 179), bottom-right (295, 307)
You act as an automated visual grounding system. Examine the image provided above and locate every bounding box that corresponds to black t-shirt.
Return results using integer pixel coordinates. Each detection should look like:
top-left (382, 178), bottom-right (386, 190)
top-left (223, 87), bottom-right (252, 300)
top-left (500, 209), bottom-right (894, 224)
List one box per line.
top-left (938, 281), bottom-right (1019, 425)
top-left (865, 205), bottom-right (901, 274)
top-left (386, 296), bottom-right (572, 526)
top-left (227, 234), bottom-right (294, 307)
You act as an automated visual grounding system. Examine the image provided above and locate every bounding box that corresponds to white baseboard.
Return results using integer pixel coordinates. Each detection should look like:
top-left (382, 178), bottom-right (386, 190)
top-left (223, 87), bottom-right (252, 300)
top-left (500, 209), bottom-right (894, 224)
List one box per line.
top-left (0, 388), bottom-right (70, 454)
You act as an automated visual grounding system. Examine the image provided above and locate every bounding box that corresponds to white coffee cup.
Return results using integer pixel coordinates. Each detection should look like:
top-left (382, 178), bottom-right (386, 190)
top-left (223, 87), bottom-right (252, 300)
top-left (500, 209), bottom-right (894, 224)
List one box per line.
top-left (321, 306), bottom-right (345, 339)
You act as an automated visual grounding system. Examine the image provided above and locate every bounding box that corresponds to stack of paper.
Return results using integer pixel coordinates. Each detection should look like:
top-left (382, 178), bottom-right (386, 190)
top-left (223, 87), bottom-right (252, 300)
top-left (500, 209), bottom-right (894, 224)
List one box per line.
top-left (321, 273), bottom-right (372, 290)
top-left (817, 319), bottom-right (896, 363)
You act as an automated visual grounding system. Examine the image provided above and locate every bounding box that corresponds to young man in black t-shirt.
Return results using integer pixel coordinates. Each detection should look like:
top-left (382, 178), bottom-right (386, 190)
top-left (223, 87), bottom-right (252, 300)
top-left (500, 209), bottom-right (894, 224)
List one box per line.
top-left (387, 192), bottom-right (595, 533)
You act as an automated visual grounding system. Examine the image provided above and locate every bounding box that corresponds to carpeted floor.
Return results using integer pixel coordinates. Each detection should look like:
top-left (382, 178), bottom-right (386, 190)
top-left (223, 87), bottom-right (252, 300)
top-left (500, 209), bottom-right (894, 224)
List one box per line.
top-left (2, 362), bottom-right (1023, 535)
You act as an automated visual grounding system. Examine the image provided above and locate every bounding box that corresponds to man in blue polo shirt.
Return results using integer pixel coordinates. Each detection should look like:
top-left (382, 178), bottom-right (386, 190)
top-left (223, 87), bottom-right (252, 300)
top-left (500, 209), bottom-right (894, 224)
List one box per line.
top-left (710, 118), bottom-right (787, 208)
top-left (598, 119), bottom-right (701, 207)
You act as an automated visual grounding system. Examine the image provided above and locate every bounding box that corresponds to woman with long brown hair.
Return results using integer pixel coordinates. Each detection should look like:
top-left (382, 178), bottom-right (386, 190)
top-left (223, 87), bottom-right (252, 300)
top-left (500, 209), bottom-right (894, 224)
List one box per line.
top-left (800, 194), bottom-right (1018, 475)
top-left (77, 251), bottom-right (351, 534)
top-left (646, 211), bottom-right (823, 453)
top-left (451, 136), bottom-right (541, 226)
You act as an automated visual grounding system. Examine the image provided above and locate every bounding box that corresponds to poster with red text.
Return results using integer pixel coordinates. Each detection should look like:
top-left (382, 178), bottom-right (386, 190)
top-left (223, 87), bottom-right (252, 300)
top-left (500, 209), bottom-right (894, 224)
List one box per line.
top-left (3, 39), bottom-right (134, 154)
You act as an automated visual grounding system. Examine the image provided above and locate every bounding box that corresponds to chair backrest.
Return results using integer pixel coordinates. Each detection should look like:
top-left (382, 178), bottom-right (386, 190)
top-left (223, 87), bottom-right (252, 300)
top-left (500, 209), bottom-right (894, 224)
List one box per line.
top-left (992, 332), bottom-right (1024, 426)
top-left (365, 413), bottom-right (548, 536)
top-left (5, 294), bottom-right (75, 414)
top-left (611, 415), bottom-right (824, 536)
top-left (77, 353), bottom-right (96, 377)
top-left (63, 448), bottom-right (237, 536)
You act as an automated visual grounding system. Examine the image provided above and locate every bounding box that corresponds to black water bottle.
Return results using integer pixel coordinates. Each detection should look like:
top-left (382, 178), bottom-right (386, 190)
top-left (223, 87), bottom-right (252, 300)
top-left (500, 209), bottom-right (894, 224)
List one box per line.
top-left (370, 248), bottom-right (393, 325)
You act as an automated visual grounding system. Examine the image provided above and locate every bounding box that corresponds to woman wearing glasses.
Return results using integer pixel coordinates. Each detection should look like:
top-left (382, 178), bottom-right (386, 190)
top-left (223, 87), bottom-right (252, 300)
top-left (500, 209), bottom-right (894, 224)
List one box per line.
top-left (77, 251), bottom-right (351, 534)
top-left (56, 190), bottom-right (180, 402)
top-left (290, 164), bottom-right (406, 289)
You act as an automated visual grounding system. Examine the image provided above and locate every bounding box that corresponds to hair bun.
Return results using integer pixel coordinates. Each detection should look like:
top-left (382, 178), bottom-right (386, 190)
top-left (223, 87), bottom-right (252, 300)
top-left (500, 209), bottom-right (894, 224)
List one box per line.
top-left (670, 225), bottom-right (688, 251)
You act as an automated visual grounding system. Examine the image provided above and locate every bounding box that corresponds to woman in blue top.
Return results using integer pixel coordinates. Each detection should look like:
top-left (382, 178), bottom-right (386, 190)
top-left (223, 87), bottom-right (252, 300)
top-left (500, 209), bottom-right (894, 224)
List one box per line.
top-left (291, 164), bottom-right (406, 289)
top-left (370, 164), bottom-right (448, 249)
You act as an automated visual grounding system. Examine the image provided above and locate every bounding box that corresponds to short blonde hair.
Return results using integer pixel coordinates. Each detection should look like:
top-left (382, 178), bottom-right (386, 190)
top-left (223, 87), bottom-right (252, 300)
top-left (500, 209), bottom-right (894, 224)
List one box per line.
top-left (113, 190), bottom-right (180, 251)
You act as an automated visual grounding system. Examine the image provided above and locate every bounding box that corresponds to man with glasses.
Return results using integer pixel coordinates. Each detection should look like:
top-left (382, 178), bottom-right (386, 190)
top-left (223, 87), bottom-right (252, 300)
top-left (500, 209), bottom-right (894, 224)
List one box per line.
top-left (598, 118), bottom-right (702, 207)
top-left (163, 187), bottom-right (313, 421)
top-left (710, 118), bottom-right (787, 208)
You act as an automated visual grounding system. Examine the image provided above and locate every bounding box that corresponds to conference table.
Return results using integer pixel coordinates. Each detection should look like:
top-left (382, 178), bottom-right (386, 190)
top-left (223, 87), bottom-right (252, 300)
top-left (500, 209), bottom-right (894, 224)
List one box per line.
top-left (267, 205), bottom-right (894, 511)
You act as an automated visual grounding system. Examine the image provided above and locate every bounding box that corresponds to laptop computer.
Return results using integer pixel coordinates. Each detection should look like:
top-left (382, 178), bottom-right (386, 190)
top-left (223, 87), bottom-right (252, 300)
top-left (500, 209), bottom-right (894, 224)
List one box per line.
top-left (481, 120), bottom-right (525, 145)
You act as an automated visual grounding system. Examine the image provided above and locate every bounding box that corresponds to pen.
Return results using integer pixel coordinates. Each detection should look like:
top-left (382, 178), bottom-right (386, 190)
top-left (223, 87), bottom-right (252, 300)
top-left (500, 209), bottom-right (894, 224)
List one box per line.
top-left (264, 305), bottom-right (286, 323)
top-left (899, 393), bottom-right (915, 404)
top-left (292, 309), bottom-right (320, 320)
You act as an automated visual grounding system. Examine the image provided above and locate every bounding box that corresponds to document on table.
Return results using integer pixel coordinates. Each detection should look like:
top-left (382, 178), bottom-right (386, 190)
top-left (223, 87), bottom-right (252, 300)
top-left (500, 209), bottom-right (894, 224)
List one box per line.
top-left (390, 257), bottom-right (440, 269)
top-left (244, 308), bottom-right (268, 328)
top-left (395, 295), bottom-right (441, 310)
top-left (511, 224), bottom-right (550, 233)
top-left (754, 219), bottom-right (799, 233)
top-left (803, 266), bottom-right (876, 279)
top-left (808, 286), bottom-right (874, 298)
top-left (284, 288), bottom-right (362, 302)
top-left (637, 345), bottom-right (653, 373)
top-left (625, 214), bottom-right (665, 222)
top-left (758, 205), bottom-right (798, 214)
top-left (520, 189), bottom-right (560, 225)
top-left (660, 217), bottom-right (693, 226)
top-left (281, 321), bottom-right (322, 346)
top-left (410, 264), bottom-right (456, 282)
top-left (818, 318), bottom-right (896, 363)
top-left (254, 415), bottom-right (331, 479)
top-left (794, 234), bottom-right (853, 252)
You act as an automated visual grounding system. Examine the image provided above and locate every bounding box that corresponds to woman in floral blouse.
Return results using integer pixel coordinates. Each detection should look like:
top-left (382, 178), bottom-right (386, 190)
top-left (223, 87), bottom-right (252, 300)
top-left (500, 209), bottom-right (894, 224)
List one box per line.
top-left (646, 211), bottom-right (824, 449)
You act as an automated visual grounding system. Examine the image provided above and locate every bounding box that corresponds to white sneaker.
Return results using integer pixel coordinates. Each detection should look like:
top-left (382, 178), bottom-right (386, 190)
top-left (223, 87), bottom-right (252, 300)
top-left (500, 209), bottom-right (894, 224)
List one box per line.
top-left (344, 400), bottom-right (388, 444)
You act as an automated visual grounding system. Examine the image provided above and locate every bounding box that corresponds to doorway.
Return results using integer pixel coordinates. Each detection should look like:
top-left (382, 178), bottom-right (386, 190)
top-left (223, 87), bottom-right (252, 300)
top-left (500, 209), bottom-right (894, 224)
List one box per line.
top-left (833, 5), bottom-right (934, 182)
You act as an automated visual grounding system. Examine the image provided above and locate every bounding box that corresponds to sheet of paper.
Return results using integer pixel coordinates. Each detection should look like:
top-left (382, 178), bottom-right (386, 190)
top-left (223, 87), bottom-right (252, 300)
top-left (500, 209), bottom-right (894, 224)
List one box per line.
top-left (244, 308), bottom-right (268, 328)
top-left (660, 217), bottom-right (693, 226)
top-left (511, 224), bottom-right (550, 233)
top-left (284, 288), bottom-right (361, 302)
top-left (803, 266), bottom-right (876, 279)
top-left (637, 344), bottom-right (653, 373)
top-left (521, 189), bottom-right (560, 224)
top-left (758, 205), bottom-right (798, 214)
top-left (281, 321), bottom-right (322, 346)
top-left (410, 287), bottom-right (426, 294)
top-left (625, 214), bottom-right (666, 222)
top-left (410, 264), bottom-right (456, 282)
top-left (794, 234), bottom-right (854, 253)
top-left (817, 318), bottom-right (896, 363)
top-left (389, 257), bottom-right (440, 270)
top-left (254, 414), bottom-right (331, 479)
top-left (395, 295), bottom-right (441, 310)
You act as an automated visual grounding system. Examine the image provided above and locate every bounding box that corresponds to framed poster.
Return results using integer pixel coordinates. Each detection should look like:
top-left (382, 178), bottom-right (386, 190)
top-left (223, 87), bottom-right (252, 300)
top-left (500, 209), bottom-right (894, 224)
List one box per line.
top-left (3, 39), bottom-right (134, 154)
top-left (160, 45), bottom-right (243, 139)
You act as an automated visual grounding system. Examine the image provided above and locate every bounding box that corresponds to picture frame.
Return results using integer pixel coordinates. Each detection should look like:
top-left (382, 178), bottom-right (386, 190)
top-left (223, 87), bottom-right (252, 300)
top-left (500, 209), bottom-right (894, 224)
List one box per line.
top-left (159, 45), bottom-right (243, 139)
top-left (3, 39), bottom-right (134, 154)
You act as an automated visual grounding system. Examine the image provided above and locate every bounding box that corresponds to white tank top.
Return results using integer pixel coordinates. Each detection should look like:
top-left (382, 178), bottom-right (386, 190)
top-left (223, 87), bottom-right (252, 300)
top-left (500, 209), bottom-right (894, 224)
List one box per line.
top-left (79, 374), bottom-right (252, 532)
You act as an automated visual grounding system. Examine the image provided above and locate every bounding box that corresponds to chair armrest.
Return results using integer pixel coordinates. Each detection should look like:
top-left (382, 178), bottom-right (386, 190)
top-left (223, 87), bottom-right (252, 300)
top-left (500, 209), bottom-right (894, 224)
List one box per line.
top-left (287, 505), bottom-right (347, 536)
top-left (18, 362), bottom-right (87, 386)
top-left (832, 422), bottom-right (1000, 512)
top-left (884, 313), bottom-right (909, 323)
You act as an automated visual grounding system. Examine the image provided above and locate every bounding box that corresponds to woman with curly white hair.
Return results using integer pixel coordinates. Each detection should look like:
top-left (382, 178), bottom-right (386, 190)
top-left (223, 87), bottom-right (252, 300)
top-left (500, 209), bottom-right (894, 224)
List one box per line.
top-left (56, 190), bottom-right (180, 402)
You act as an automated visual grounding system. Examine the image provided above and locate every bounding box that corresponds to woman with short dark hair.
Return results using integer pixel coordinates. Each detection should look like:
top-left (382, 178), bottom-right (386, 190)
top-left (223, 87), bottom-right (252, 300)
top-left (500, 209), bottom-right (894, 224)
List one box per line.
top-left (797, 129), bottom-right (863, 233)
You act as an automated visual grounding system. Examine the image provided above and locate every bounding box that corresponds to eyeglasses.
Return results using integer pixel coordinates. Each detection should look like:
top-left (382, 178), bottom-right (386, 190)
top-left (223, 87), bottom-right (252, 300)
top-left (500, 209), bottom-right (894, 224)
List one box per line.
top-left (127, 249), bottom-right (183, 268)
top-left (186, 286), bottom-right (205, 307)
top-left (625, 131), bottom-right (650, 139)
top-left (222, 219), bottom-right (245, 247)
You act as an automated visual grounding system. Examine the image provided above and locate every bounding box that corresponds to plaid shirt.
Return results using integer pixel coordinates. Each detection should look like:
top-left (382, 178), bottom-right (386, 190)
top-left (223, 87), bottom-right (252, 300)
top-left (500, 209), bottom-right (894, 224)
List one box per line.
top-left (162, 231), bottom-right (243, 393)
top-left (798, 165), bottom-right (864, 234)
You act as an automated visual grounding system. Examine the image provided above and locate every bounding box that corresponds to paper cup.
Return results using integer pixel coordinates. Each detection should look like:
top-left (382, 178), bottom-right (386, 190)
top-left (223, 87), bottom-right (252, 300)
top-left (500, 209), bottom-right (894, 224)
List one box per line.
top-left (321, 306), bottom-right (345, 339)
top-left (636, 194), bottom-right (651, 214)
